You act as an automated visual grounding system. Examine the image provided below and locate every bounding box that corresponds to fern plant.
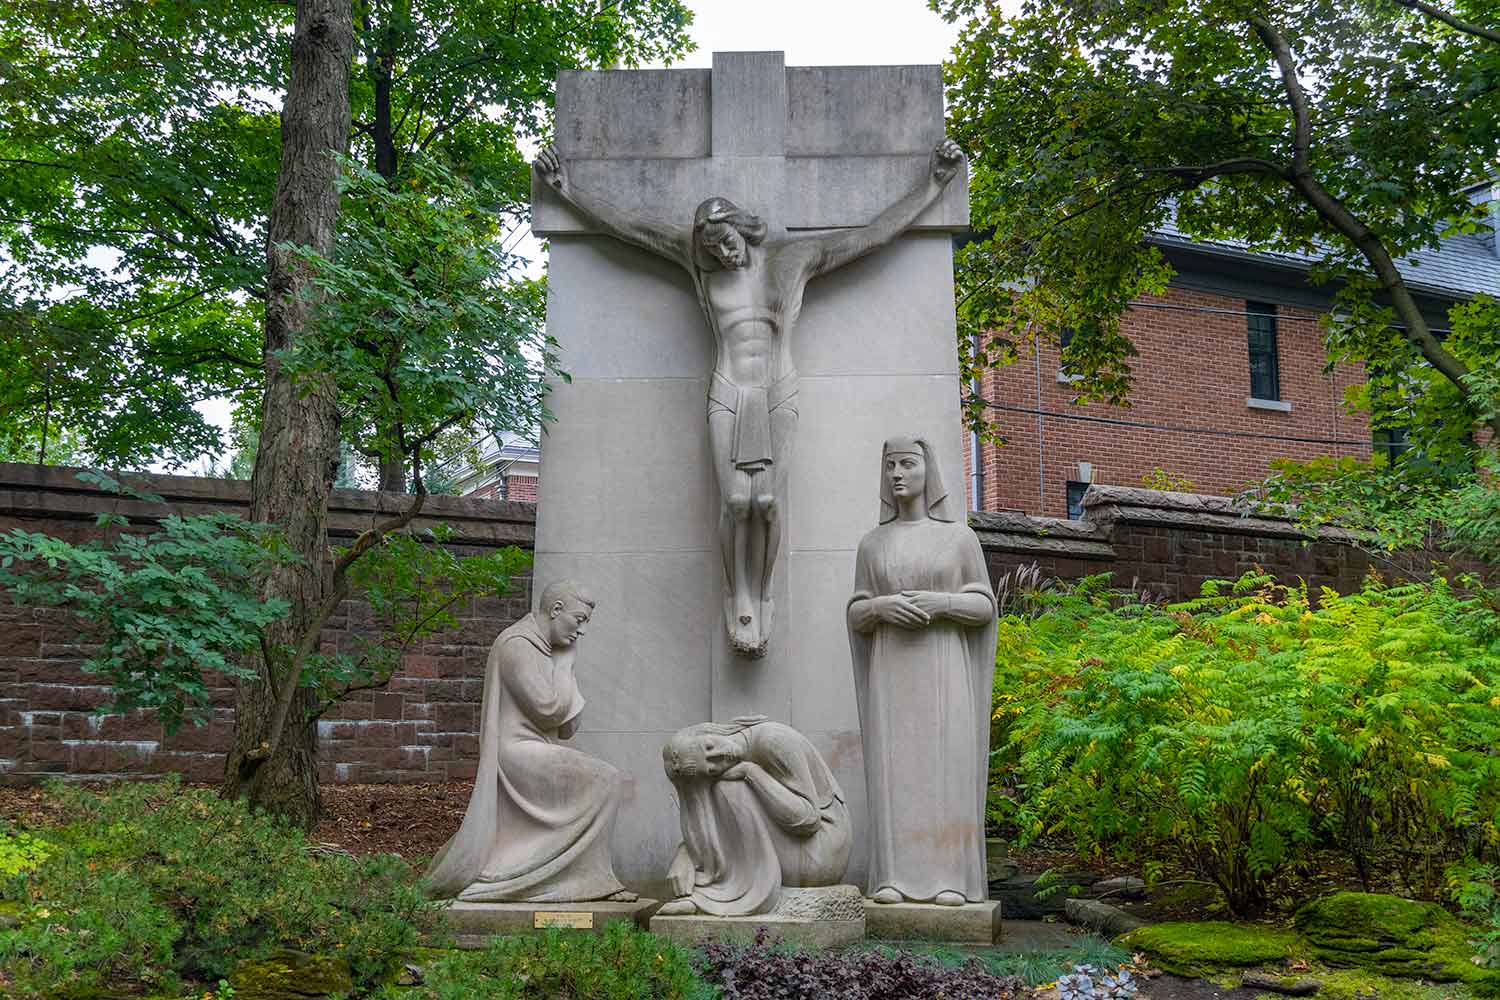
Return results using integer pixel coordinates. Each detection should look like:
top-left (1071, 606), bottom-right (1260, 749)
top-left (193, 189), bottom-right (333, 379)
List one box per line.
top-left (993, 572), bottom-right (1500, 914)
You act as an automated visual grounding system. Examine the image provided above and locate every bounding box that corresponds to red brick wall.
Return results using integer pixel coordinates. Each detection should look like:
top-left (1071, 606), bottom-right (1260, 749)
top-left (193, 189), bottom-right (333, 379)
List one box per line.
top-left (971, 287), bottom-right (1372, 517)
top-left (503, 475), bottom-right (538, 502)
top-left (0, 464), bottom-right (534, 787)
top-left (467, 474), bottom-right (537, 503)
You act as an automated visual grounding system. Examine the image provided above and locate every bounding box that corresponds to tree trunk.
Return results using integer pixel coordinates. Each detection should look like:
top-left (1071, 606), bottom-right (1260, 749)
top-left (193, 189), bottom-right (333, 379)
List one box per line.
top-left (221, 0), bottom-right (353, 828)
top-left (369, 24), bottom-right (407, 496)
top-left (378, 452), bottom-right (406, 492)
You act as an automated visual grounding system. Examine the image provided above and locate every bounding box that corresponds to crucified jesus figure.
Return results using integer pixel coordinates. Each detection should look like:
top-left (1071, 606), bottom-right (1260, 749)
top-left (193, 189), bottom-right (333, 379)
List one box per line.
top-left (535, 139), bottom-right (965, 658)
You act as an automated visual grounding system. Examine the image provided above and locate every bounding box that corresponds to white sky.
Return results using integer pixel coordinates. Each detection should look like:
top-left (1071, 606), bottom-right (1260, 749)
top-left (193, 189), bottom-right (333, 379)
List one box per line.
top-left (179, 0), bottom-right (971, 474)
top-left (652, 0), bottom-right (965, 69)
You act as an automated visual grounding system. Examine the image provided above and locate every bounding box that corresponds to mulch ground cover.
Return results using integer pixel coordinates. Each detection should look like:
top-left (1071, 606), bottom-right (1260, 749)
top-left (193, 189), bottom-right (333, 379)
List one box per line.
top-left (0, 780), bottom-right (472, 861)
top-left (1137, 975), bottom-right (1260, 1000)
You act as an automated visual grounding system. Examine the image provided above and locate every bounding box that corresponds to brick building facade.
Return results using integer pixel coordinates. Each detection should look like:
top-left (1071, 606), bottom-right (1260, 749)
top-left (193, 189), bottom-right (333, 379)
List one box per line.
top-left (967, 286), bottom-right (1372, 518)
top-left (963, 202), bottom-right (1498, 517)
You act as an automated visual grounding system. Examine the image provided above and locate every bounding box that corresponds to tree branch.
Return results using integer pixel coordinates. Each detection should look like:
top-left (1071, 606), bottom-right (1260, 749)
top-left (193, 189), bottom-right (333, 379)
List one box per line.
top-left (1247, 14), bottom-right (1500, 439)
top-left (1392, 0), bottom-right (1500, 43)
top-left (248, 489), bottom-right (427, 766)
top-left (1250, 17), bottom-right (1311, 173)
top-left (1143, 157), bottom-right (1288, 184)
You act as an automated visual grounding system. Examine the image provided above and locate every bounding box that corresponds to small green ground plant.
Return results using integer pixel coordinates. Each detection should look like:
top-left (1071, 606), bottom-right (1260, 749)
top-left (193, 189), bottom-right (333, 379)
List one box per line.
top-left (385, 924), bottom-right (711, 1000)
top-left (993, 572), bottom-right (1500, 915)
top-left (0, 779), bottom-right (440, 998)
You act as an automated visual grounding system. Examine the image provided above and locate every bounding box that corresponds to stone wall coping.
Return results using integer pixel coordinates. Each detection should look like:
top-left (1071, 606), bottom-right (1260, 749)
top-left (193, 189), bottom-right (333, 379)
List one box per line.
top-left (1080, 483), bottom-right (1360, 543)
top-left (968, 510), bottom-right (1115, 560)
top-left (0, 462), bottom-right (535, 549)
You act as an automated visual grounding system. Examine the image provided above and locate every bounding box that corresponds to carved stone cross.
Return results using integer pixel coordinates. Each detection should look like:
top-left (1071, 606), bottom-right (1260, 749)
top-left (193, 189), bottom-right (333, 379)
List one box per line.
top-left (531, 51), bottom-right (968, 886)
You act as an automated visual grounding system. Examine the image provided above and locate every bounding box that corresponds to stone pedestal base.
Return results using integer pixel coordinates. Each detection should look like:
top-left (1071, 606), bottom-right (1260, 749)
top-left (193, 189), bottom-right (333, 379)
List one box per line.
top-left (650, 912), bottom-right (865, 949)
top-left (863, 899), bottom-right (1001, 944)
top-left (446, 899), bottom-right (658, 948)
top-left (649, 884), bottom-right (866, 948)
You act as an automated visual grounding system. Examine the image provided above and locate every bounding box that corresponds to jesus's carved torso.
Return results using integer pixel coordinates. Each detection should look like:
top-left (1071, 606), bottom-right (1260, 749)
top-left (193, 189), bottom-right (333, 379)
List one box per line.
top-left (698, 255), bottom-right (803, 388)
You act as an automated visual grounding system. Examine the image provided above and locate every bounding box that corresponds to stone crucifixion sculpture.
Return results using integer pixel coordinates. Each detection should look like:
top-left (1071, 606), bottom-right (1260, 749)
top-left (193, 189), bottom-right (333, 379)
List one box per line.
top-left (533, 139), bottom-right (966, 658)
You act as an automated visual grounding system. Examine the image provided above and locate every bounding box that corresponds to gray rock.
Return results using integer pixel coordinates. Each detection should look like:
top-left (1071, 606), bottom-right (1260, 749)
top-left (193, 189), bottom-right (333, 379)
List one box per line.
top-left (1063, 898), bottom-right (1145, 938)
top-left (1093, 876), bottom-right (1148, 900)
top-left (989, 872), bottom-right (1100, 919)
top-left (1241, 971), bottom-right (1322, 995)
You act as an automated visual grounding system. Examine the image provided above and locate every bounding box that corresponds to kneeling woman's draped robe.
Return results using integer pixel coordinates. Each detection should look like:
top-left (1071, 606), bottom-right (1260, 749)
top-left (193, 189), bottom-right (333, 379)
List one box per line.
top-left (846, 439), bottom-right (997, 903)
top-left (423, 612), bottom-right (626, 902)
top-left (672, 718), bottom-right (852, 916)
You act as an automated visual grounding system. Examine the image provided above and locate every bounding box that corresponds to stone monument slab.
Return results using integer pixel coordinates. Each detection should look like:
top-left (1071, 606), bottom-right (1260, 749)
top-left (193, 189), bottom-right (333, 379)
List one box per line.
top-left (863, 900), bottom-right (1002, 945)
top-left (532, 50), bottom-right (969, 887)
top-left (650, 911), bottom-right (865, 949)
top-left (651, 884), bottom-right (866, 948)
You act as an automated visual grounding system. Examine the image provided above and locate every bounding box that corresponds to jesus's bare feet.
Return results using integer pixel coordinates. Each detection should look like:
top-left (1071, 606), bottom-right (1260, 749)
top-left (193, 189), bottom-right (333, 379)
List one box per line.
top-left (729, 615), bottom-right (765, 659)
top-left (657, 898), bottom-right (699, 915)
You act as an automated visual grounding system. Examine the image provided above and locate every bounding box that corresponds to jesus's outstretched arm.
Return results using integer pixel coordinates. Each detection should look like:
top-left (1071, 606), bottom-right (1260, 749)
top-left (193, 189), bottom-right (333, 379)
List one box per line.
top-left (534, 144), bottom-right (694, 271)
top-left (777, 138), bottom-right (965, 284)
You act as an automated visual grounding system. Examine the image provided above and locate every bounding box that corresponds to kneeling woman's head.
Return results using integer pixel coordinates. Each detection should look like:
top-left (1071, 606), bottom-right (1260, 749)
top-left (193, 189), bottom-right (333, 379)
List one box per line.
top-left (662, 721), bottom-right (753, 781)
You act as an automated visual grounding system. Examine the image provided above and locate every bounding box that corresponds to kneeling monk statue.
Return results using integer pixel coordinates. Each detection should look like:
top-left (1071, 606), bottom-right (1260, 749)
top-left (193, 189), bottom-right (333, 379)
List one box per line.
top-left (658, 716), bottom-right (851, 916)
top-left (423, 580), bottom-right (636, 903)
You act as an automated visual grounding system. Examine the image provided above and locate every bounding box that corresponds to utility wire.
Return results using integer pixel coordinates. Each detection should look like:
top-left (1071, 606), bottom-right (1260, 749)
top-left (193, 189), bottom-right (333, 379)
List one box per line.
top-left (983, 400), bottom-right (1370, 447)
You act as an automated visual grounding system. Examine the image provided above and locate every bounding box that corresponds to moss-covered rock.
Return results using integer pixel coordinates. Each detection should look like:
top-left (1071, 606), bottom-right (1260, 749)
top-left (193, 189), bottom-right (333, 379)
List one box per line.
top-left (227, 950), bottom-right (354, 1000)
top-left (1293, 893), bottom-right (1500, 998)
top-left (1116, 921), bottom-right (1300, 977)
top-left (1316, 966), bottom-right (1477, 1000)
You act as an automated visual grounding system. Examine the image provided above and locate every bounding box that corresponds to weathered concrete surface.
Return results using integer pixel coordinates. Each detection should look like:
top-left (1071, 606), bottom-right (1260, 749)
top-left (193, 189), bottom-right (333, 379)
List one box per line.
top-left (532, 51), bottom-right (969, 888)
top-left (650, 913), bottom-right (865, 948)
top-left (864, 900), bottom-right (1002, 944)
top-left (445, 899), bottom-right (658, 945)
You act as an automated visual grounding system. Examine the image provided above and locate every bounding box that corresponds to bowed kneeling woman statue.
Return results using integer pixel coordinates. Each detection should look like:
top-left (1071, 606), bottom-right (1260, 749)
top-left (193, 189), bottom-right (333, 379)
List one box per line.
top-left (847, 436), bottom-right (998, 907)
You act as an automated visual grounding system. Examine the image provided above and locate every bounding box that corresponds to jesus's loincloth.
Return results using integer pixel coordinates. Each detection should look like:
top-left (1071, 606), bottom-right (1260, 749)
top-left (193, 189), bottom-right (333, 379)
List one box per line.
top-left (707, 371), bottom-right (799, 472)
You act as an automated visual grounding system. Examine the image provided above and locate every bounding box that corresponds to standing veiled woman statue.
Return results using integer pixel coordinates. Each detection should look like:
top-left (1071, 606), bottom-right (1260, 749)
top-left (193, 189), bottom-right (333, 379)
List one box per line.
top-left (846, 436), bottom-right (998, 906)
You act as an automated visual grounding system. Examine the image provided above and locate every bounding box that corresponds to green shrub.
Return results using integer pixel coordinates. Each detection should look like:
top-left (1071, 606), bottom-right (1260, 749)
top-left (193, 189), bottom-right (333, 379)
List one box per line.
top-left (386, 924), bottom-right (712, 1000)
top-left (1450, 862), bottom-right (1500, 970)
top-left (993, 573), bottom-right (1500, 914)
top-left (0, 779), bottom-right (441, 998)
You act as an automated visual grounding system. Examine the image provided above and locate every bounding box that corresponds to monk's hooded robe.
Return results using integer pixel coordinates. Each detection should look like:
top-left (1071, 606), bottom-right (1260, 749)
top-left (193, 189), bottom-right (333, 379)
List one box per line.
top-left (423, 612), bottom-right (626, 902)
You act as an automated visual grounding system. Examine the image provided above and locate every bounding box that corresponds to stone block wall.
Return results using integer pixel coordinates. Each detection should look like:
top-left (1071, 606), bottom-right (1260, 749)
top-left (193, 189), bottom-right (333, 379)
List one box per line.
top-left (974, 484), bottom-right (1383, 602)
top-left (0, 466), bottom-right (1478, 785)
top-left (0, 463), bottom-right (534, 786)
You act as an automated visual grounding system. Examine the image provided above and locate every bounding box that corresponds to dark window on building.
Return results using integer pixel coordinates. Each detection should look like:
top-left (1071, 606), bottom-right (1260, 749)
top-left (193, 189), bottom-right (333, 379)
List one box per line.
top-left (1066, 480), bottom-right (1089, 520)
top-left (1373, 426), bottom-right (1411, 465)
top-left (1247, 301), bottom-right (1280, 401)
